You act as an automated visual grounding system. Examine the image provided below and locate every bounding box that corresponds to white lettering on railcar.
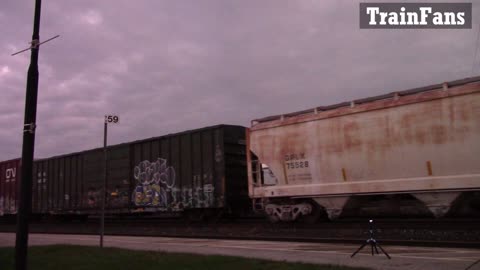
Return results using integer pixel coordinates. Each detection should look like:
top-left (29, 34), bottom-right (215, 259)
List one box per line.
top-left (284, 153), bottom-right (312, 183)
top-left (5, 168), bottom-right (16, 183)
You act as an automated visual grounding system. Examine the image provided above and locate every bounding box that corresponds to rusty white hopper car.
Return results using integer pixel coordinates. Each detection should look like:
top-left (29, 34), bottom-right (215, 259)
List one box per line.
top-left (247, 77), bottom-right (480, 222)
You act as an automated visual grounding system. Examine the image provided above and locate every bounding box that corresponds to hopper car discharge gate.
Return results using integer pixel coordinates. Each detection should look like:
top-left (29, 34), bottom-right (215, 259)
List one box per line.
top-left (247, 76), bottom-right (480, 222)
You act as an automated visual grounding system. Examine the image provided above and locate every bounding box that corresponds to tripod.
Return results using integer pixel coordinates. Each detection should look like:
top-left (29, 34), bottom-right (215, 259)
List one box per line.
top-left (351, 219), bottom-right (391, 259)
top-left (465, 258), bottom-right (480, 270)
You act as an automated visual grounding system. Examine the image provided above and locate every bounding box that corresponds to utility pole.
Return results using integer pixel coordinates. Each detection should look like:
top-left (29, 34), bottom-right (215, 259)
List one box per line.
top-left (12, 2), bottom-right (58, 269)
top-left (15, 1), bottom-right (42, 270)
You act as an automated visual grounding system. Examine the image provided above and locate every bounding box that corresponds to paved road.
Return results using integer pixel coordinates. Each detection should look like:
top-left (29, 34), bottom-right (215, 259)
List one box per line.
top-left (0, 233), bottom-right (479, 270)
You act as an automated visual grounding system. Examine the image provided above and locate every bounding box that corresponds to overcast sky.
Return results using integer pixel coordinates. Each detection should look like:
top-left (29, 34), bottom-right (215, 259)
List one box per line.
top-left (0, 0), bottom-right (478, 160)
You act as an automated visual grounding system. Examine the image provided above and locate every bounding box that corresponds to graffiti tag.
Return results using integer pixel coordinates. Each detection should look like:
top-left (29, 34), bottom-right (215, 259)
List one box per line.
top-left (132, 158), bottom-right (215, 209)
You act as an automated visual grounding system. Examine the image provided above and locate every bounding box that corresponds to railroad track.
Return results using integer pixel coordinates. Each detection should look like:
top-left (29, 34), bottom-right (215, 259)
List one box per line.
top-left (1, 217), bottom-right (479, 248)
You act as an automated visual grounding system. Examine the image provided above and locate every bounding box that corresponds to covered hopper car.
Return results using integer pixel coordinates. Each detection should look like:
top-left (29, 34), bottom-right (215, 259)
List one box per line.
top-left (247, 76), bottom-right (480, 222)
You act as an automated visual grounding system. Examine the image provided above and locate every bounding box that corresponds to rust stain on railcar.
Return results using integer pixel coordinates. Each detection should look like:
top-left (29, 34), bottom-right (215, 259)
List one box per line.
top-left (446, 101), bottom-right (471, 142)
top-left (400, 113), bottom-right (416, 145)
top-left (343, 121), bottom-right (362, 151)
top-left (325, 120), bottom-right (343, 154)
top-left (398, 94), bottom-right (476, 147)
top-left (431, 125), bottom-right (447, 145)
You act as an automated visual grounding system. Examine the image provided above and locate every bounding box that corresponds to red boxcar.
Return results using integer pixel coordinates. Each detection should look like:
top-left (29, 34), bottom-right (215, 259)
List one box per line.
top-left (0, 159), bottom-right (21, 215)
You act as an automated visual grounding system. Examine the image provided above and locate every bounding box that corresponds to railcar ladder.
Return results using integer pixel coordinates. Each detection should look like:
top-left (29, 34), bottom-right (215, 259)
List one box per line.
top-left (251, 159), bottom-right (262, 187)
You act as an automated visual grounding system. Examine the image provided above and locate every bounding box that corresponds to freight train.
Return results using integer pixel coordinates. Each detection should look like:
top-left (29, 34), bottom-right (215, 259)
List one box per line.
top-left (1, 76), bottom-right (480, 222)
top-left (0, 125), bottom-right (250, 220)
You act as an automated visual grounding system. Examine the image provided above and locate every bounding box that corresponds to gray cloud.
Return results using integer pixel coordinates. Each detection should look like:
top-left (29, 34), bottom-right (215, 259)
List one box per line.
top-left (0, 0), bottom-right (479, 160)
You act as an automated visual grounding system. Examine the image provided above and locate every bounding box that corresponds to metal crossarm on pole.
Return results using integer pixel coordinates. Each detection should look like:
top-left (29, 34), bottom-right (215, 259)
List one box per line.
top-left (11, 35), bottom-right (60, 56)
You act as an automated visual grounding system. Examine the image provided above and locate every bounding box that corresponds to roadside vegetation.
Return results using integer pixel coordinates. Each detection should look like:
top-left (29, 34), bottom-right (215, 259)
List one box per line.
top-left (0, 245), bottom-right (370, 270)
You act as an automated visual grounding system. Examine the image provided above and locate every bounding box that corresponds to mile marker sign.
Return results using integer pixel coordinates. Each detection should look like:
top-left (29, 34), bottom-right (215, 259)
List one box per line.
top-left (105, 115), bottom-right (119, 124)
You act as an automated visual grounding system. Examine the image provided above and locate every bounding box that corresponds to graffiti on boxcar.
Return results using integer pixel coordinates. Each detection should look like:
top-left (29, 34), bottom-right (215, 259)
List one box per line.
top-left (132, 158), bottom-right (174, 208)
top-left (215, 144), bottom-right (223, 163)
top-left (0, 196), bottom-right (16, 215)
top-left (86, 187), bottom-right (130, 208)
top-left (132, 158), bottom-right (215, 209)
top-left (109, 184), bottom-right (130, 208)
top-left (37, 172), bottom-right (47, 191)
top-left (87, 188), bottom-right (101, 207)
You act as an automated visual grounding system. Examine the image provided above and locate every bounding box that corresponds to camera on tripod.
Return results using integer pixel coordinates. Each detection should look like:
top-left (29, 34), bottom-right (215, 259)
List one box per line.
top-left (351, 219), bottom-right (391, 259)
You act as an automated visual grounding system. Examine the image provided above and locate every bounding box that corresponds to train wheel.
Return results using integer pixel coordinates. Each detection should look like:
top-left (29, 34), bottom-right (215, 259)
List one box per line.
top-left (298, 200), bottom-right (325, 224)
